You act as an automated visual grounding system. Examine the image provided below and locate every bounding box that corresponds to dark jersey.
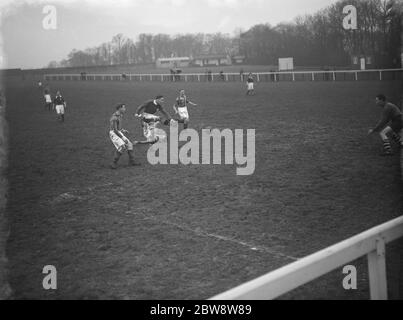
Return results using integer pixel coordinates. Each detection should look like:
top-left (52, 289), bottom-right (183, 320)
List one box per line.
top-left (140, 100), bottom-right (162, 114)
top-left (53, 95), bottom-right (65, 105)
top-left (373, 102), bottom-right (402, 132)
top-left (247, 76), bottom-right (254, 83)
top-left (176, 96), bottom-right (188, 108)
top-left (109, 111), bottom-right (123, 132)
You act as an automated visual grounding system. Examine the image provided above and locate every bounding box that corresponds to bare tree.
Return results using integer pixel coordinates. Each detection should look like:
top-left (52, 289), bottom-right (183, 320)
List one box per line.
top-left (53, 0), bottom-right (402, 69)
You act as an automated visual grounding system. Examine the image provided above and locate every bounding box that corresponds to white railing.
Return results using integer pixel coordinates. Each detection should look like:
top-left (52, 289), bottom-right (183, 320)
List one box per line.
top-left (210, 215), bottom-right (403, 300)
top-left (44, 68), bottom-right (403, 83)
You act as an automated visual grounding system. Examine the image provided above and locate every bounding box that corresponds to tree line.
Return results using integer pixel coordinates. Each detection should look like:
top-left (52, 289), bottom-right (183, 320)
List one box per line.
top-left (48, 0), bottom-right (402, 69)
top-left (47, 32), bottom-right (237, 68)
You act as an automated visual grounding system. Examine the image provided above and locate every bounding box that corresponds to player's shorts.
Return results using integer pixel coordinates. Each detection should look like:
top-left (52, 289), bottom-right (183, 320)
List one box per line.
top-left (142, 113), bottom-right (160, 123)
top-left (390, 115), bottom-right (402, 133)
top-left (142, 122), bottom-right (166, 142)
top-left (55, 105), bottom-right (65, 115)
top-left (139, 113), bottom-right (166, 142)
top-left (247, 82), bottom-right (254, 90)
top-left (109, 130), bottom-right (133, 152)
top-left (177, 107), bottom-right (189, 120)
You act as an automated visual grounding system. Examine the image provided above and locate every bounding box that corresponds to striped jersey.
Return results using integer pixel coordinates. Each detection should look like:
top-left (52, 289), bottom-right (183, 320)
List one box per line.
top-left (53, 95), bottom-right (65, 105)
top-left (176, 96), bottom-right (188, 108)
top-left (110, 111), bottom-right (123, 132)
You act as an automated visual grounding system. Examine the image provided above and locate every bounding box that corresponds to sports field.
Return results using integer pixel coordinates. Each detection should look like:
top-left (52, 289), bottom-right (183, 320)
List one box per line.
top-left (4, 79), bottom-right (403, 299)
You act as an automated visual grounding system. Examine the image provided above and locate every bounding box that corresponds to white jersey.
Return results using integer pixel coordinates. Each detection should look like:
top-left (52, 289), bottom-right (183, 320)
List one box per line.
top-left (44, 94), bottom-right (52, 103)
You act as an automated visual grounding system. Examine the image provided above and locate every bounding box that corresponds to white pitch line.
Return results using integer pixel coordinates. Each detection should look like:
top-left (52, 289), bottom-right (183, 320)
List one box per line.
top-left (50, 184), bottom-right (300, 262)
top-left (47, 183), bottom-right (116, 204)
top-left (129, 211), bottom-right (299, 261)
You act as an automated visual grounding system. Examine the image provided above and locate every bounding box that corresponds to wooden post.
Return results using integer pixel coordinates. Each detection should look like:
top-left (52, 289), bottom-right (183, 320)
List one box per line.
top-left (333, 72), bottom-right (336, 81)
top-left (292, 73), bottom-right (295, 82)
top-left (210, 217), bottom-right (403, 301)
top-left (355, 72), bottom-right (358, 81)
top-left (367, 238), bottom-right (387, 300)
top-left (379, 71), bottom-right (382, 81)
top-left (311, 73), bottom-right (314, 81)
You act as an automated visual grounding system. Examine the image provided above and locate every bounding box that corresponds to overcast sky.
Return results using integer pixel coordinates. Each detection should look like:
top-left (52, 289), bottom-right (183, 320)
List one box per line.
top-left (0, 0), bottom-right (339, 69)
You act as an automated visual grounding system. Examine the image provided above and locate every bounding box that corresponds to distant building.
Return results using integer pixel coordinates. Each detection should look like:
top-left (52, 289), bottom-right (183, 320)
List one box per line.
top-left (192, 55), bottom-right (232, 67)
top-left (232, 55), bottom-right (246, 64)
top-left (351, 55), bottom-right (373, 70)
top-left (278, 57), bottom-right (294, 71)
top-left (156, 57), bottom-right (190, 69)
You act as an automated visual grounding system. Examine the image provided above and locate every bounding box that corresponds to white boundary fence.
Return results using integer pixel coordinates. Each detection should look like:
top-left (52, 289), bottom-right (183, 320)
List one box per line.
top-left (44, 68), bottom-right (403, 83)
top-left (210, 216), bottom-right (403, 300)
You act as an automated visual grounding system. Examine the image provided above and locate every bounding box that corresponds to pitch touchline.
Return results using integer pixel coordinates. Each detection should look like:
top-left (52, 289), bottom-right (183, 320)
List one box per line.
top-left (128, 210), bottom-right (299, 261)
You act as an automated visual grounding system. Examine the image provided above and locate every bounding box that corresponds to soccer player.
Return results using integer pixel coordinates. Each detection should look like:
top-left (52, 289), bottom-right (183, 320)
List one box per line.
top-left (368, 94), bottom-right (402, 156)
top-left (135, 95), bottom-right (174, 143)
top-left (173, 89), bottom-right (197, 130)
top-left (246, 73), bottom-right (255, 96)
top-left (53, 91), bottom-right (67, 122)
top-left (109, 103), bottom-right (139, 169)
top-left (43, 88), bottom-right (52, 111)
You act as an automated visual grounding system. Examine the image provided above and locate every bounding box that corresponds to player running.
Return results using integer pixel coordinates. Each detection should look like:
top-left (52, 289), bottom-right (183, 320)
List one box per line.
top-left (368, 94), bottom-right (402, 156)
top-left (53, 91), bottom-right (67, 122)
top-left (173, 89), bottom-right (197, 130)
top-left (135, 95), bottom-right (174, 144)
top-left (109, 103), bottom-right (139, 169)
top-left (246, 73), bottom-right (255, 96)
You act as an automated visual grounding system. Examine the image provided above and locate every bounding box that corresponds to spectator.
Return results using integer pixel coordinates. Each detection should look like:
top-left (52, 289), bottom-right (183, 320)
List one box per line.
top-left (240, 68), bottom-right (244, 81)
top-left (175, 69), bottom-right (182, 82)
top-left (220, 70), bottom-right (225, 81)
top-left (270, 70), bottom-right (275, 82)
top-left (170, 69), bottom-right (175, 82)
top-left (208, 69), bottom-right (212, 82)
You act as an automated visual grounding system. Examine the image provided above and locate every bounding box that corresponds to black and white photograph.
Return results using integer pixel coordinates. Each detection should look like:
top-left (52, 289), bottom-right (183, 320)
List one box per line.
top-left (0, 0), bottom-right (402, 304)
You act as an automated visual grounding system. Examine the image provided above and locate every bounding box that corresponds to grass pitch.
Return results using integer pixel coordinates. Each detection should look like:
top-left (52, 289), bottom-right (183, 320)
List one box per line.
top-left (4, 79), bottom-right (403, 299)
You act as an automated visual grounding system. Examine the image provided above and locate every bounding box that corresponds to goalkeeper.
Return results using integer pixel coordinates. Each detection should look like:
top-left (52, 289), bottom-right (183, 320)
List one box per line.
top-left (368, 94), bottom-right (402, 156)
